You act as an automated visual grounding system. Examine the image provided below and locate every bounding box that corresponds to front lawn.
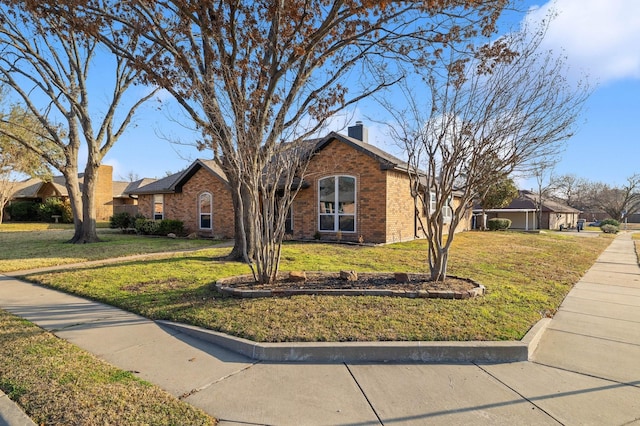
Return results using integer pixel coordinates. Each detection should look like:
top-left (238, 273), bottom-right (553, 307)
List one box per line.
top-left (0, 225), bottom-right (219, 272)
top-left (0, 309), bottom-right (215, 425)
top-left (21, 231), bottom-right (613, 342)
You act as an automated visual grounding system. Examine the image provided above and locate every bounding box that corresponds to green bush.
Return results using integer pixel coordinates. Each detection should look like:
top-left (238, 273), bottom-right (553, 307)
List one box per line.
top-left (601, 224), bottom-right (619, 234)
top-left (38, 198), bottom-right (73, 223)
top-left (599, 219), bottom-right (620, 228)
top-left (6, 201), bottom-right (40, 222)
top-left (487, 218), bottom-right (511, 231)
top-left (134, 218), bottom-right (184, 236)
top-left (110, 212), bottom-right (134, 232)
top-left (134, 218), bottom-right (159, 235)
top-left (157, 219), bottom-right (185, 236)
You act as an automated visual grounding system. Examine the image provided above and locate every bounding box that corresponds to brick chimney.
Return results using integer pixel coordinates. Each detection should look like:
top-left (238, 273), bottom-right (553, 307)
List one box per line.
top-left (348, 121), bottom-right (368, 143)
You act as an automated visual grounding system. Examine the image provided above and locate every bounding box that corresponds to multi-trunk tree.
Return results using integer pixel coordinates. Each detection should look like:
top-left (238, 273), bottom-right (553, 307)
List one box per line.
top-left (0, 2), bottom-right (157, 242)
top-left (385, 16), bottom-right (590, 281)
top-left (32, 0), bottom-right (511, 282)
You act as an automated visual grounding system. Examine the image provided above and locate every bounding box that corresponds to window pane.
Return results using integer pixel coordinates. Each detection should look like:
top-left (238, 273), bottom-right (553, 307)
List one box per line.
top-left (338, 177), bottom-right (355, 203)
top-left (200, 193), bottom-right (211, 214)
top-left (200, 214), bottom-right (211, 229)
top-left (319, 177), bottom-right (335, 213)
top-left (319, 215), bottom-right (335, 231)
top-left (339, 215), bottom-right (354, 232)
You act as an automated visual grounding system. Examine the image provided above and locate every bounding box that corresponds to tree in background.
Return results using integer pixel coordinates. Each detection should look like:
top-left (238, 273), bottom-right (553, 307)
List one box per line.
top-left (588, 174), bottom-right (640, 222)
top-left (0, 105), bottom-right (57, 223)
top-left (0, 3), bottom-right (157, 242)
top-left (550, 173), bottom-right (640, 222)
top-left (37, 0), bottom-right (511, 282)
top-left (476, 176), bottom-right (519, 230)
top-left (385, 16), bottom-right (590, 281)
top-left (549, 173), bottom-right (591, 211)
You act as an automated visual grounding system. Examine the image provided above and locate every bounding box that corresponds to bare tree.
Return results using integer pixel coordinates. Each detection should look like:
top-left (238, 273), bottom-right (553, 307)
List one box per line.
top-left (0, 3), bottom-right (157, 242)
top-left (385, 17), bottom-right (590, 281)
top-left (0, 105), bottom-right (56, 223)
top-left (530, 159), bottom-right (558, 229)
top-left (549, 173), bottom-right (591, 210)
top-left (590, 174), bottom-right (640, 222)
top-left (35, 0), bottom-right (512, 279)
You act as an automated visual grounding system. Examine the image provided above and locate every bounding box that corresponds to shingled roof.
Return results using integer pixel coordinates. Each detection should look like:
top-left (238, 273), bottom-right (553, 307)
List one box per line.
top-left (128, 159), bottom-right (228, 195)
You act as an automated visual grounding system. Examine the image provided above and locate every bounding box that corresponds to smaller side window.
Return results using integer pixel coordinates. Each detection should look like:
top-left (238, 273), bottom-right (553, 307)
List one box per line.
top-left (153, 194), bottom-right (164, 220)
top-left (199, 192), bottom-right (212, 230)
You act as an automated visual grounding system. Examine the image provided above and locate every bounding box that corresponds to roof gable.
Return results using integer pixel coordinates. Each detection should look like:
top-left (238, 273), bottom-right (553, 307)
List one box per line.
top-left (128, 159), bottom-right (229, 195)
top-left (314, 132), bottom-right (408, 171)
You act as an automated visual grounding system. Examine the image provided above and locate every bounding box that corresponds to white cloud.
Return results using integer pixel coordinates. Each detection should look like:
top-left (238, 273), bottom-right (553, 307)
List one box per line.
top-left (526, 0), bottom-right (640, 83)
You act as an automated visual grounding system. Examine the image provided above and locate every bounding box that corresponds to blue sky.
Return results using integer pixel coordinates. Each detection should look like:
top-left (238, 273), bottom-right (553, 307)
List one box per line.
top-left (101, 0), bottom-right (640, 187)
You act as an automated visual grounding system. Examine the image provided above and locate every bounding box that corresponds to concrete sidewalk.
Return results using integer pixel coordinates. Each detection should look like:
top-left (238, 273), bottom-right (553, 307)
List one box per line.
top-left (1, 232), bottom-right (640, 425)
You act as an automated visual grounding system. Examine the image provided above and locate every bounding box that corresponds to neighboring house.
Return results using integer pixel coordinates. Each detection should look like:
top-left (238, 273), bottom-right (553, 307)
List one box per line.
top-left (473, 190), bottom-right (581, 231)
top-left (7, 165), bottom-right (145, 221)
top-left (130, 123), bottom-right (472, 244)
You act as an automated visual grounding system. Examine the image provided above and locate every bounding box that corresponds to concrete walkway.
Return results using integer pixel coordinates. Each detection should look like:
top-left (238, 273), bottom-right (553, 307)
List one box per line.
top-left (1, 232), bottom-right (640, 425)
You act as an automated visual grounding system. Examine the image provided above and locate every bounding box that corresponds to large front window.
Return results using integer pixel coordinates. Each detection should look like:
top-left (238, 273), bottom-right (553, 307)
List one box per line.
top-left (153, 194), bottom-right (164, 220)
top-left (319, 176), bottom-right (356, 232)
top-left (199, 192), bottom-right (212, 229)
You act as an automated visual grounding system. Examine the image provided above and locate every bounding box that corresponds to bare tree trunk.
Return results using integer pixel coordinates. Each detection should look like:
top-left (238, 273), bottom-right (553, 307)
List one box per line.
top-left (227, 177), bottom-right (255, 262)
top-left (70, 163), bottom-right (101, 243)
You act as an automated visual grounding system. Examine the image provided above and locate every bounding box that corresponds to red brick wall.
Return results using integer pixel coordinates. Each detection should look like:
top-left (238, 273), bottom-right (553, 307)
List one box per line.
top-left (293, 139), bottom-right (389, 243)
top-left (385, 170), bottom-right (417, 243)
top-left (137, 168), bottom-right (235, 238)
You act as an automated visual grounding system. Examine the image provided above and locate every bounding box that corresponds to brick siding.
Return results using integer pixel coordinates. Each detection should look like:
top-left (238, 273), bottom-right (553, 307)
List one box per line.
top-left (94, 165), bottom-right (114, 221)
top-left (293, 139), bottom-right (393, 244)
top-left (138, 168), bottom-right (234, 238)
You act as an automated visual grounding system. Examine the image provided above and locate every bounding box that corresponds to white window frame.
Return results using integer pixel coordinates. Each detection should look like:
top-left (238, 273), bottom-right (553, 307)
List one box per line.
top-left (442, 195), bottom-right (453, 223)
top-left (318, 175), bottom-right (357, 233)
top-left (199, 192), bottom-right (212, 230)
top-left (153, 194), bottom-right (164, 220)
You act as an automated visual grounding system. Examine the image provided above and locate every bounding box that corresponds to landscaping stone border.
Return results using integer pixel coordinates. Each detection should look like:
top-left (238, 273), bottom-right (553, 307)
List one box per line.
top-left (215, 272), bottom-right (486, 299)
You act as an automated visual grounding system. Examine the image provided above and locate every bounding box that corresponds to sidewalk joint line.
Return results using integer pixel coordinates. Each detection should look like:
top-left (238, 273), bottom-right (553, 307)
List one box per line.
top-left (557, 308), bottom-right (640, 325)
top-left (475, 363), bottom-right (564, 425)
top-left (531, 361), bottom-right (640, 390)
top-left (543, 328), bottom-right (640, 348)
top-left (344, 363), bottom-right (384, 425)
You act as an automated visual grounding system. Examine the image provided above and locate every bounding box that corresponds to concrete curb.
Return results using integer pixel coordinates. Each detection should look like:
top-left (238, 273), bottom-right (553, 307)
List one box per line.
top-left (0, 390), bottom-right (35, 426)
top-left (158, 317), bottom-right (551, 363)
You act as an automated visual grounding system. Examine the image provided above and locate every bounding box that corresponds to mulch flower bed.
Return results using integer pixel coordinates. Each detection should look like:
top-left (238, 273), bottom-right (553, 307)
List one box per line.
top-left (215, 271), bottom-right (485, 299)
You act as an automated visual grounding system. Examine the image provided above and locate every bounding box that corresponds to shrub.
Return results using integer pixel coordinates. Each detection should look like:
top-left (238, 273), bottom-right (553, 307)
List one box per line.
top-left (110, 212), bottom-right (134, 232)
top-left (134, 218), bottom-right (184, 236)
top-left (6, 201), bottom-right (40, 221)
top-left (134, 218), bottom-right (159, 235)
top-left (601, 224), bottom-right (619, 234)
top-left (487, 218), bottom-right (511, 231)
top-left (599, 219), bottom-right (620, 228)
top-left (157, 219), bottom-right (185, 236)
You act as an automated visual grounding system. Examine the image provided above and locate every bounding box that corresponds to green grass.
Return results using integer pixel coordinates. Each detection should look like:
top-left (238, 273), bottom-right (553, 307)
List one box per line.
top-left (0, 225), bottom-right (220, 272)
top-left (22, 231), bottom-right (614, 342)
top-left (0, 309), bottom-right (215, 425)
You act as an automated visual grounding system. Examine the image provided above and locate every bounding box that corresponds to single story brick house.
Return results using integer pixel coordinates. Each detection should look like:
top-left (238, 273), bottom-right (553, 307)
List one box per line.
top-left (130, 123), bottom-right (472, 243)
top-left (473, 190), bottom-right (581, 231)
top-left (7, 165), bottom-right (146, 221)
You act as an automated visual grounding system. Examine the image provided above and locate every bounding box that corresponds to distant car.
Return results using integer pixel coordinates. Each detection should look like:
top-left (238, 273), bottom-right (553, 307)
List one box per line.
top-left (589, 221), bottom-right (601, 227)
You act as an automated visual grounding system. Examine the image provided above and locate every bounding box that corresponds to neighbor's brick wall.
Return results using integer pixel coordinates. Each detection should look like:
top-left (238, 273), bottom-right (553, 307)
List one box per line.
top-left (95, 165), bottom-right (113, 221)
top-left (293, 139), bottom-right (388, 243)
